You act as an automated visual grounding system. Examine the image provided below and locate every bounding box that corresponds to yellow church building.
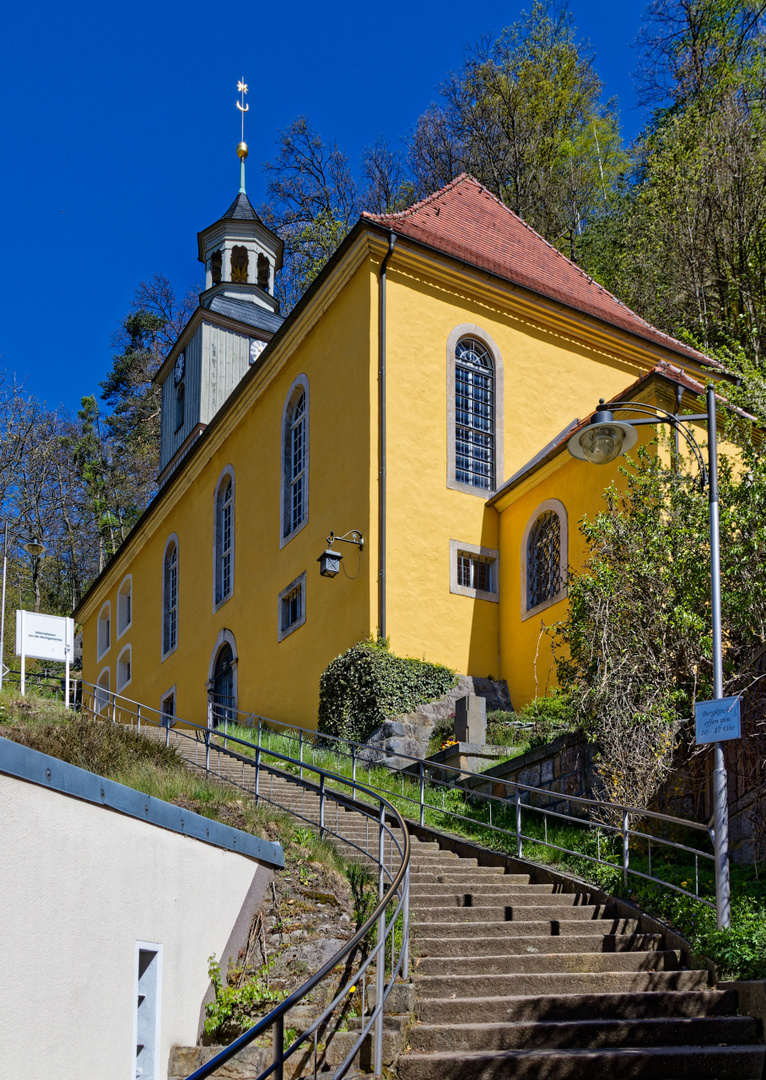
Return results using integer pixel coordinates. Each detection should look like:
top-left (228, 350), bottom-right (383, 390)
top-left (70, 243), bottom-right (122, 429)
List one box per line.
top-left (74, 155), bottom-right (726, 731)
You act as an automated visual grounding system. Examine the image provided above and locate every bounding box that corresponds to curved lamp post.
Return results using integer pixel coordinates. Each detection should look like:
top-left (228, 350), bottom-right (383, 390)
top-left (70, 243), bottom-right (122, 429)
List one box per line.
top-left (568, 385), bottom-right (731, 930)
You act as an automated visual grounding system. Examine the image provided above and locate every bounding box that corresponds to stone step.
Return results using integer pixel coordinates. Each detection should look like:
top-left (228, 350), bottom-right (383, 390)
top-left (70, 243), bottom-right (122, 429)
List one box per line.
top-left (414, 949), bottom-right (682, 976)
top-left (411, 917), bottom-right (642, 938)
top-left (396, 1044), bottom-right (766, 1080)
top-left (410, 902), bottom-right (618, 922)
top-left (409, 887), bottom-right (597, 904)
top-left (410, 880), bottom-right (559, 895)
top-left (412, 932), bottom-right (665, 957)
top-left (408, 1015), bottom-right (761, 1053)
top-left (415, 989), bottom-right (736, 1025)
top-left (409, 868), bottom-right (526, 882)
top-left (413, 969), bottom-right (708, 1000)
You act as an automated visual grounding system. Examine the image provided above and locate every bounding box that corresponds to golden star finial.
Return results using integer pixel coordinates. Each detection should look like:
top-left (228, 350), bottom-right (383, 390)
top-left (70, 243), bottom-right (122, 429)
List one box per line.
top-left (236, 78), bottom-right (249, 141)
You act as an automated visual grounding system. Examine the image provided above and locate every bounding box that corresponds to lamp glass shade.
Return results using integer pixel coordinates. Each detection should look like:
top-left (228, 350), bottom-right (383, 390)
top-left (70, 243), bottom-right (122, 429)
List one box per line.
top-left (318, 549), bottom-right (342, 577)
top-left (579, 424), bottom-right (625, 464)
top-left (568, 419), bottom-right (638, 464)
top-left (23, 536), bottom-right (46, 557)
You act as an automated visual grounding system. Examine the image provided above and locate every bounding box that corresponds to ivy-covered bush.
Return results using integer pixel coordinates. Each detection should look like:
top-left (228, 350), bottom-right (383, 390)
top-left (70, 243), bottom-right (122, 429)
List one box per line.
top-left (318, 639), bottom-right (456, 743)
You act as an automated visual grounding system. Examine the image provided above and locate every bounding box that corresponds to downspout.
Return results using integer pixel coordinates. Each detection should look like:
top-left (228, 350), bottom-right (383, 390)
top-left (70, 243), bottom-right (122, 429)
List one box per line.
top-left (378, 233), bottom-right (396, 642)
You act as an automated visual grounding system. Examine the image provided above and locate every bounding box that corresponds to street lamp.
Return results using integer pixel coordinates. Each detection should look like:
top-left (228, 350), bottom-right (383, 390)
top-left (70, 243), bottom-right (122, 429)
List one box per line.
top-left (568, 385), bottom-right (731, 930)
top-left (318, 529), bottom-right (364, 578)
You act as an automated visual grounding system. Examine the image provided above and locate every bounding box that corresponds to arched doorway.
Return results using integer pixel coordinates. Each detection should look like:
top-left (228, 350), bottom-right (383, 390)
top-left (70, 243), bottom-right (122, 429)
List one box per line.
top-left (211, 643), bottom-right (234, 727)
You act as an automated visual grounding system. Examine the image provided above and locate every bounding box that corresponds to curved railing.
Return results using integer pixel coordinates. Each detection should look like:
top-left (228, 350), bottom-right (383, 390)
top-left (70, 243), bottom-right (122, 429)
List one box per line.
top-left (199, 698), bottom-right (717, 911)
top-left (79, 684), bottom-right (411, 1080)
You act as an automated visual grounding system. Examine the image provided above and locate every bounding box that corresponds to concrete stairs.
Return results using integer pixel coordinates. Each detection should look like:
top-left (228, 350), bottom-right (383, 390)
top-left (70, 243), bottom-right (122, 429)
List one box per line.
top-left (401, 864), bottom-right (764, 1080)
top-left (144, 731), bottom-right (765, 1080)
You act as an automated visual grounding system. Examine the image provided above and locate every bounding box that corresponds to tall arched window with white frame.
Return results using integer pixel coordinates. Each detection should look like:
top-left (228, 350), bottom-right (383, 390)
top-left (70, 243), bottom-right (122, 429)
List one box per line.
top-left (281, 377), bottom-right (309, 544)
top-left (162, 538), bottom-right (178, 657)
top-left (214, 469), bottom-right (235, 606)
top-left (455, 338), bottom-right (494, 490)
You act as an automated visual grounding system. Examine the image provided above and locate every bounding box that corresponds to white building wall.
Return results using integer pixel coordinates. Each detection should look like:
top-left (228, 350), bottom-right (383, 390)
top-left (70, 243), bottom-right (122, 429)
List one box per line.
top-left (0, 774), bottom-right (273, 1080)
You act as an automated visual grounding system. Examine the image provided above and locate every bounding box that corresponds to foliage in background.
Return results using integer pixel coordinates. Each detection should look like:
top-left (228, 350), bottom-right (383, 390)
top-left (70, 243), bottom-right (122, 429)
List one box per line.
top-left (318, 639), bottom-right (456, 743)
top-left (553, 435), bottom-right (766, 812)
top-left (204, 954), bottom-right (286, 1043)
top-left (408, 0), bottom-right (626, 262)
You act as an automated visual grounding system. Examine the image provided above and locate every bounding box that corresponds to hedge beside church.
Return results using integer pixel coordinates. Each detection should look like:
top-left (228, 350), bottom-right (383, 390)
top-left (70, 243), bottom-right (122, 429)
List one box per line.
top-left (318, 639), bottom-right (456, 743)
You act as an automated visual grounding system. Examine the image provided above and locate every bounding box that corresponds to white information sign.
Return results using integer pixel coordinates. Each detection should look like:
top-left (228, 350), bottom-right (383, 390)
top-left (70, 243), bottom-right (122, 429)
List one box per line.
top-left (16, 610), bottom-right (74, 662)
top-left (15, 610), bottom-right (75, 707)
top-left (695, 696), bottom-right (741, 744)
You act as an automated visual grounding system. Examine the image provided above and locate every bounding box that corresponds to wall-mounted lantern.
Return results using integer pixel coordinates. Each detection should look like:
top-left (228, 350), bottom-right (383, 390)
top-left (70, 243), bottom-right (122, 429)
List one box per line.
top-left (318, 530), bottom-right (364, 578)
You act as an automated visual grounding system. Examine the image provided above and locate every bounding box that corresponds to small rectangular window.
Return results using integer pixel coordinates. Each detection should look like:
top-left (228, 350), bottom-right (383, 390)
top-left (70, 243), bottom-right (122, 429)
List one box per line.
top-left (277, 573), bottom-right (306, 641)
top-left (450, 540), bottom-right (499, 603)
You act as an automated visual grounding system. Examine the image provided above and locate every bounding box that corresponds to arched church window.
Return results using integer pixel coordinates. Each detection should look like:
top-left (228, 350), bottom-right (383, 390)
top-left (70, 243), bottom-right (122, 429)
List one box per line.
top-left (257, 253), bottom-right (270, 291)
top-left (162, 537), bottom-right (178, 657)
top-left (231, 245), bottom-right (248, 283)
top-left (281, 378), bottom-right (309, 542)
top-left (527, 510), bottom-right (561, 610)
top-left (455, 337), bottom-right (494, 490)
top-left (211, 249), bottom-right (222, 285)
top-left (214, 468), bottom-right (235, 606)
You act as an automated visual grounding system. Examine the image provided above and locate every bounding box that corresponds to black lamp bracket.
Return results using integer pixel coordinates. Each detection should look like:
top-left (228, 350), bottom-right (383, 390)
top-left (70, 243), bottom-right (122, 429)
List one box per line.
top-left (596, 399), bottom-right (709, 491)
top-left (326, 529), bottom-right (364, 551)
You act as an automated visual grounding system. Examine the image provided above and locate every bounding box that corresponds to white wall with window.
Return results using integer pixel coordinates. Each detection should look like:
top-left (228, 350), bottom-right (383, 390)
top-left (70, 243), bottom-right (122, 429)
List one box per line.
top-left (97, 602), bottom-right (111, 661)
top-left (116, 645), bottom-right (132, 693)
top-left (521, 499), bottom-right (568, 619)
top-left (1, 750), bottom-right (280, 1080)
top-left (277, 572), bottom-right (306, 641)
top-left (117, 575), bottom-right (132, 638)
top-left (213, 467), bottom-right (235, 608)
top-left (280, 376), bottom-right (309, 545)
top-left (446, 325), bottom-right (504, 496)
top-left (449, 539), bottom-right (499, 602)
top-left (162, 536), bottom-right (179, 659)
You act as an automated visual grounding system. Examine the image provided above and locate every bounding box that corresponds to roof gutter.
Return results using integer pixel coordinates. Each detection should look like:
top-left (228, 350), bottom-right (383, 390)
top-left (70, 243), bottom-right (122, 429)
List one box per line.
top-left (378, 233), bottom-right (396, 642)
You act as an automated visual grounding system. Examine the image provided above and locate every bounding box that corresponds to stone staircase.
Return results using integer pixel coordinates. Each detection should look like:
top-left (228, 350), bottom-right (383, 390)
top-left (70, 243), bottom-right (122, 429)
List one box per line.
top-left (145, 730), bottom-right (766, 1079)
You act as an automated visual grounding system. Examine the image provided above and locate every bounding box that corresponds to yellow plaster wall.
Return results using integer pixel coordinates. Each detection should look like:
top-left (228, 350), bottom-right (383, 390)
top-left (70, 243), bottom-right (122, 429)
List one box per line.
top-left (497, 403), bottom-right (739, 709)
top-left (381, 263), bottom-right (649, 678)
top-left (81, 263), bottom-right (377, 728)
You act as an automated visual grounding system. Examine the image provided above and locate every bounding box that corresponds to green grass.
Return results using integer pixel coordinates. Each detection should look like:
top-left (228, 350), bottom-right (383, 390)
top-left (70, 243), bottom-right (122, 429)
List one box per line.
top-left (218, 719), bottom-right (766, 980)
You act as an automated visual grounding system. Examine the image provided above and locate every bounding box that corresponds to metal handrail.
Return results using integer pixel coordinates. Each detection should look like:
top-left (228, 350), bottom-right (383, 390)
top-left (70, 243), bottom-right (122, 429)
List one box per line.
top-left (78, 683), bottom-right (411, 1080)
top-left (198, 703), bottom-right (717, 910)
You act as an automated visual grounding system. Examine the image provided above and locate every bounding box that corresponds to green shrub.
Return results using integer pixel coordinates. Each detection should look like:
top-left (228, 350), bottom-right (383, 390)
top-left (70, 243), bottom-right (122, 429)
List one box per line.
top-left (203, 954), bottom-right (287, 1043)
top-left (318, 639), bottom-right (456, 743)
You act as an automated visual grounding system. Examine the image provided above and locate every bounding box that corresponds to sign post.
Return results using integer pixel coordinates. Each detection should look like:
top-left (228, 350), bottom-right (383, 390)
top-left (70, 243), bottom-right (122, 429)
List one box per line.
top-left (15, 610), bottom-right (75, 705)
top-left (695, 696), bottom-right (741, 745)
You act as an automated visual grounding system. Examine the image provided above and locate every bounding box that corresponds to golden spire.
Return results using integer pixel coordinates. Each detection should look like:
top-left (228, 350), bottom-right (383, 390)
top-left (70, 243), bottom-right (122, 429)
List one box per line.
top-left (236, 79), bottom-right (249, 192)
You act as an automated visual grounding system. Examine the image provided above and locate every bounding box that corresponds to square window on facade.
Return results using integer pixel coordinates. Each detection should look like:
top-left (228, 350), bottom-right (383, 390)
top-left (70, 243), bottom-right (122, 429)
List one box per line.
top-left (450, 540), bottom-right (499, 602)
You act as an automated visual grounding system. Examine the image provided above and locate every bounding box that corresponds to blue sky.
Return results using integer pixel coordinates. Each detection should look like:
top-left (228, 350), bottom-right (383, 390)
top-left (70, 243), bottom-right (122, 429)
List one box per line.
top-left (0, 0), bottom-right (650, 415)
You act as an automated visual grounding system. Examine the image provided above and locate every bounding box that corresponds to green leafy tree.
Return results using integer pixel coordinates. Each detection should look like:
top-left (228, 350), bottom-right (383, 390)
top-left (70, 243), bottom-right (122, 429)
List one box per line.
top-left (261, 117), bottom-right (359, 309)
top-left (554, 435), bottom-right (766, 811)
top-left (408, 1), bottom-right (627, 261)
top-left (586, 0), bottom-right (766, 360)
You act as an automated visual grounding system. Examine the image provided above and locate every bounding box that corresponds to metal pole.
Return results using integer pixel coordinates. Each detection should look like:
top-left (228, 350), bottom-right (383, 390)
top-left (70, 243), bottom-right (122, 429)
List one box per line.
top-left (622, 808), bottom-right (630, 889)
top-left (419, 761), bottom-right (425, 827)
top-left (515, 787), bottom-right (523, 858)
top-left (375, 802), bottom-right (385, 1078)
top-left (319, 774), bottom-right (325, 838)
top-left (299, 729), bottom-right (303, 780)
top-left (273, 1012), bottom-right (284, 1080)
top-left (707, 385), bottom-right (731, 930)
top-left (402, 863), bottom-right (411, 979)
top-left (0, 523), bottom-right (8, 693)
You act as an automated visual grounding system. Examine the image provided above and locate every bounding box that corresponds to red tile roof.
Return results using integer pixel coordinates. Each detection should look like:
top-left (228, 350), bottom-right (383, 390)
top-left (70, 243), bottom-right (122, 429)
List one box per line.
top-left (363, 175), bottom-right (719, 370)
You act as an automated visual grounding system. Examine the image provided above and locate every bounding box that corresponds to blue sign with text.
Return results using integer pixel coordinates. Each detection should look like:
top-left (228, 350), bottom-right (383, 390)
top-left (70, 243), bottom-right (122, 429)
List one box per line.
top-left (695, 696), bottom-right (741, 744)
